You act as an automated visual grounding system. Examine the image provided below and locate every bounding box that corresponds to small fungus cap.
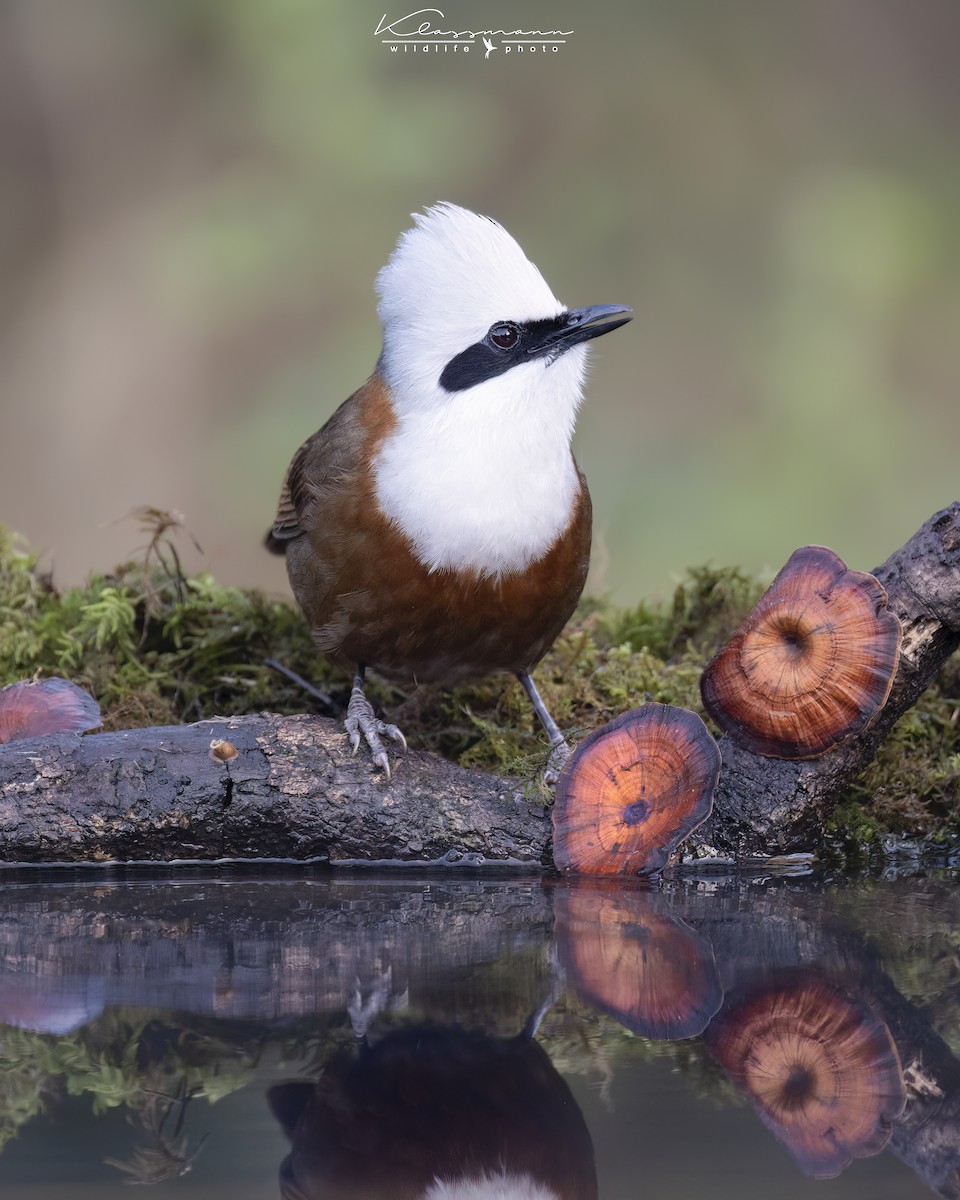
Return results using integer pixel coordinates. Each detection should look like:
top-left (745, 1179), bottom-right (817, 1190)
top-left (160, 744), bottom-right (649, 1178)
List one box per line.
top-left (555, 883), bottom-right (723, 1040)
top-left (700, 545), bottom-right (901, 759)
top-left (552, 703), bottom-right (720, 876)
top-left (705, 974), bottom-right (905, 1179)
top-left (0, 677), bottom-right (102, 744)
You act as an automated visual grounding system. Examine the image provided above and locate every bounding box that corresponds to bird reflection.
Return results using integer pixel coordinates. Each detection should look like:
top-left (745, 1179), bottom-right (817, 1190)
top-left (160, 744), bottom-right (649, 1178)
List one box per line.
top-left (705, 970), bottom-right (906, 1178)
top-left (269, 1022), bottom-right (597, 1200)
top-left (553, 881), bottom-right (723, 1040)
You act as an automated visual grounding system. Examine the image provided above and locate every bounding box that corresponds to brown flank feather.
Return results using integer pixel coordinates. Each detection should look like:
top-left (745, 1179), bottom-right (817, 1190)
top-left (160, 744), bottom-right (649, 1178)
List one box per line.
top-left (268, 372), bottom-right (591, 684)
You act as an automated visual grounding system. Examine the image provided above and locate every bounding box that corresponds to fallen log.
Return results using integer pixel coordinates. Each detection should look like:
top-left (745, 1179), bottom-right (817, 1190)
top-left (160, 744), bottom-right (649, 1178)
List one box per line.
top-left (691, 501), bottom-right (960, 859)
top-left (0, 504), bottom-right (957, 866)
top-left (0, 714), bottom-right (546, 865)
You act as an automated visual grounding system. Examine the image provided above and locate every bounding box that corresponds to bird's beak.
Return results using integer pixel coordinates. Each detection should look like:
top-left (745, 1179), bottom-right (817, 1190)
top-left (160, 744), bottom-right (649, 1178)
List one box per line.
top-left (526, 304), bottom-right (632, 362)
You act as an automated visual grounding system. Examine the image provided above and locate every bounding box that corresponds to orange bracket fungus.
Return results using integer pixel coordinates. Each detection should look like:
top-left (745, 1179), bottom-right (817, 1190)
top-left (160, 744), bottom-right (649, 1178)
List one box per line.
top-left (0, 677), bottom-right (102, 745)
top-left (552, 704), bottom-right (720, 876)
top-left (700, 545), bottom-right (902, 759)
top-left (705, 973), bottom-right (905, 1179)
top-left (554, 883), bottom-right (723, 1040)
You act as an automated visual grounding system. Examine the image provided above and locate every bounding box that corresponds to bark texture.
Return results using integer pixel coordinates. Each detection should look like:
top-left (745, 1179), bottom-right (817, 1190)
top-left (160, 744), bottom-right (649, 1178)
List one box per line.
top-left (0, 505), bottom-right (957, 866)
top-left (0, 715), bottom-right (546, 864)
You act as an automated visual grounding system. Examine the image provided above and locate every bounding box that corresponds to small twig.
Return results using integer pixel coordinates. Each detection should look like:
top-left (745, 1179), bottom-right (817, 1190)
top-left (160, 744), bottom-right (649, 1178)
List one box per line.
top-left (265, 658), bottom-right (338, 713)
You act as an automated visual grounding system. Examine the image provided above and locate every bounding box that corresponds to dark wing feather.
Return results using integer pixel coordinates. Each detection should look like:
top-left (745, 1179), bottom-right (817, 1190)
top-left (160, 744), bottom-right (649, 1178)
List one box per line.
top-left (264, 389), bottom-right (371, 554)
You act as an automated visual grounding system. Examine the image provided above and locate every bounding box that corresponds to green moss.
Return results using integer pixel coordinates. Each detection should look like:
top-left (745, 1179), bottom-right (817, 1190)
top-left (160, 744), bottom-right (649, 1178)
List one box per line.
top-left (845, 661), bottom-right (960, 837)
top-left (0, 521), bottom-right (333, 730)
top-left (2, 520), bottom-right (959, 843)
top-left (825, 801), bottom-right (885, 862)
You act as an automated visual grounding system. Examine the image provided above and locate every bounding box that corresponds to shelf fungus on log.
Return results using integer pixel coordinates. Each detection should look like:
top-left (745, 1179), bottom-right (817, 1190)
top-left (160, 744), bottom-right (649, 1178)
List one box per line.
top-left (705, 973), bottom-right (906, 1179)
top-left (700, 545), bottom-right (902, 759)
top-left (0, 677), bottom-right (102, 745)
top-left (552, 704), bottom-right (720, 876)
top-left (554, 882), bottom-right (723, 1040)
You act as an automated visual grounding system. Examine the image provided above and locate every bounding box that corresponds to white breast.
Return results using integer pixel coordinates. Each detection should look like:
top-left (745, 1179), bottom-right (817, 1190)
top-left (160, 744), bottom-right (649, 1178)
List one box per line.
top-left (373, 355), bottom-right (585, 579)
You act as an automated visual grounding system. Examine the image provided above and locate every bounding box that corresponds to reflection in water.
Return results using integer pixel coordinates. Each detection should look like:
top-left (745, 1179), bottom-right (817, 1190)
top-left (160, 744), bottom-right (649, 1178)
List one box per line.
top-left (103, 1081), bottom-right (208, 1186)
top-left (0, 872), bottom-right (958, 1198)
top-left (705, 972), bottom-right (905, 1178)
top-left (554, 882), bottom-right (722, 1039)
top-left (271, 1024), bottom-right (597, 1200)
top-left (0, 973), bottom-right (104, 1034)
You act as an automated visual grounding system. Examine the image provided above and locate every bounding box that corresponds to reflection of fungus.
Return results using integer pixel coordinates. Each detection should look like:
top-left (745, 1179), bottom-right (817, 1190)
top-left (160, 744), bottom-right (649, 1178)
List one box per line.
top-left (705, 974), bottom-right (905, 1179)
top-left (552, 704), bottom-right (720, 876)
top-left (700, 546), bottom-right (901, 759)
top-left (554, 883), bottom-right (722, 1040)
top-left (0, 677), bottom-right (101, 744)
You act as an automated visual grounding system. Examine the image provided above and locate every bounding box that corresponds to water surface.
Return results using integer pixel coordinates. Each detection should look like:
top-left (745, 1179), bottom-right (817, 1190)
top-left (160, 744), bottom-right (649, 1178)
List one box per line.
top-left (0, 868), bottom-right (957, 1199)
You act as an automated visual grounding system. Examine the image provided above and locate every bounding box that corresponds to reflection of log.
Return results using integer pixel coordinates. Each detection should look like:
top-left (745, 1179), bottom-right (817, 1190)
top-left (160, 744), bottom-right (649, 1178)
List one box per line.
top-left (867, 978), bottom-right (960, 1200)
top-left (0, 875), bottom-right (554, 1025)
top-left (670, 882), bottom-right (960, 1200)
top-left (0, 505), bottom-right (957, 865)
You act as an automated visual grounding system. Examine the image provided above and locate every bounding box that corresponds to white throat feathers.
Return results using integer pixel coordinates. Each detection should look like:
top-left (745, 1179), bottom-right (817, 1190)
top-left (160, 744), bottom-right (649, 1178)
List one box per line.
top-left (373, 203), bottom-right (589, 579)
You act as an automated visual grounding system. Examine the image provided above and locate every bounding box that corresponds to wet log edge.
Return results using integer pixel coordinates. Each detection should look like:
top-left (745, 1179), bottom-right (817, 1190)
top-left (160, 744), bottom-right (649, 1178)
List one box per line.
top-left (0, 503), bottom-right (957, 866)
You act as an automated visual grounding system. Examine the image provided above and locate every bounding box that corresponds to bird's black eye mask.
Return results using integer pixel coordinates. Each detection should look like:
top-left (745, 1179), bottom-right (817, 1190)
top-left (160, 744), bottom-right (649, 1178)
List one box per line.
top-left (439, 305), bottom-right (632, 393)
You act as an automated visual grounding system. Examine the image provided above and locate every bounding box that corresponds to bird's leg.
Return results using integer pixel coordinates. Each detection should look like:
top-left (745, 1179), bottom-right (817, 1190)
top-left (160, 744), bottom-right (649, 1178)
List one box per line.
top-left (517, 670), bottom-right (571, 785)
top-left (347, 963), bottom-right (409, 1041)
top-left (345, 664), bottom-right (407, 779)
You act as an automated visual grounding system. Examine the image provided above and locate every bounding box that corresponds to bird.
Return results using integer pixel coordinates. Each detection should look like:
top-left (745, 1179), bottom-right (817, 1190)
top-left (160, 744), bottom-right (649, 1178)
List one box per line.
top-left (269, 1022), bottom-right (598, 1200)
top-left (265, 202), bottom-right (630, 778)
top-left (482, 35), bottom-right (497, 57)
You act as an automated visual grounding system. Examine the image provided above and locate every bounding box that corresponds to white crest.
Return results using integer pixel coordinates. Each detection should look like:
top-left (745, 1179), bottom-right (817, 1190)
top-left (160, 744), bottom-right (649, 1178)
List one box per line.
top-left (373, 204), bottom-right (590, 578)
top-left (376, 202), bottom-right (565, 410)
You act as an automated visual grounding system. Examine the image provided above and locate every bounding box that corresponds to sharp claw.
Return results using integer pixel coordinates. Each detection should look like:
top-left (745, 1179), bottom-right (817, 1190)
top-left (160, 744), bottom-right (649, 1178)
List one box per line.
top-left (385, 724), bottom-right (407, 752)
top-left (344, 681), bottom-right (406, 778)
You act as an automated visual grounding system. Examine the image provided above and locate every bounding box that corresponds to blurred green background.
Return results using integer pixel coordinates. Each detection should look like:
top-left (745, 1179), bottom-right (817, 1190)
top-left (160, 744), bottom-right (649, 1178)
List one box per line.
top-left (1, 0), bottom-right (957, 607)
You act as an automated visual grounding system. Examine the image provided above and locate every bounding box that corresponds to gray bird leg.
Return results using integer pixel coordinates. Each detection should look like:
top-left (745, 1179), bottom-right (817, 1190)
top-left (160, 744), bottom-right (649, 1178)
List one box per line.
top-left (345, 665), bottom-right (407, 779)
top-left (517, 670), bottom-right (571, 784)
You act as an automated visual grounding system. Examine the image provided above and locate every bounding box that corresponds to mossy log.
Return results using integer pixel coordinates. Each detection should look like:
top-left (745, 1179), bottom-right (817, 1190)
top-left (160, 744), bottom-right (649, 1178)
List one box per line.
top-left (691, 501), bottom-right (960, 859)
top-left (0, 504), bottom-right (957, 866)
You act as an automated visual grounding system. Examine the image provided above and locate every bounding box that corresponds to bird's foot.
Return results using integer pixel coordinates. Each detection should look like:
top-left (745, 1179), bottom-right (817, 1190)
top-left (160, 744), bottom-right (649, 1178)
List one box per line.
top-left (544, 736), bottom-right (572, 787)
top-left (348, 965), bottom-right (408, 1040)
top-left (345, 676), bottom-right (406, 779)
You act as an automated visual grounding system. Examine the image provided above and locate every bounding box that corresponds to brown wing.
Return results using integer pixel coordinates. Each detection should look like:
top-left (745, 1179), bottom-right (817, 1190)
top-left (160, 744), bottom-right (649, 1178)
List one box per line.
top-left (264, 431), bottom-right (323, 552)
top-left (264, 381), bottom-right (377, 553)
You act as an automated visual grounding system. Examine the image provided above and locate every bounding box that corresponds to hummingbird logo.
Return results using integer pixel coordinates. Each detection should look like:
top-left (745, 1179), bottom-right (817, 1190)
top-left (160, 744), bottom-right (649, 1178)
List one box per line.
top-left (482, 35), bottom-right (497, 58)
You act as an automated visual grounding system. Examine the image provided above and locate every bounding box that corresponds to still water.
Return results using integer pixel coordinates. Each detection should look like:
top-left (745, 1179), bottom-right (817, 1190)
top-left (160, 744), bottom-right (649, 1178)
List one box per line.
top-left (0, 868), bottom-right (957, 1200)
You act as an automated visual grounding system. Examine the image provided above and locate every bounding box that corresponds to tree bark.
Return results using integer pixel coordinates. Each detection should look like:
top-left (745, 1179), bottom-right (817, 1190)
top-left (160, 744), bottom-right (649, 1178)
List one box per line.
top-left (0, 714), bottom-right (547, 865)
top-left (0, 504), bottom-right (957, 866)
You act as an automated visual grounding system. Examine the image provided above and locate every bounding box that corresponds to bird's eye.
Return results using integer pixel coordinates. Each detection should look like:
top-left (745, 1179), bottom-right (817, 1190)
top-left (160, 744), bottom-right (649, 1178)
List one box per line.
top-left (489, 323), bottom-right (519, 350)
